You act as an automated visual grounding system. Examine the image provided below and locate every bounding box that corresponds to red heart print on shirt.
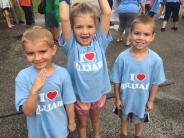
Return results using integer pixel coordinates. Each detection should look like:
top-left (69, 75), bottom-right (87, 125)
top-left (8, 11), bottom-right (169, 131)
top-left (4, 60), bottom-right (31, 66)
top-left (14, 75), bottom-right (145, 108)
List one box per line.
top-left (137, 74), bottom-right (145, 81)
top-left (47, 91), bottom-right (58, 100)
top-left (85, 52), bottom-right (95, 60)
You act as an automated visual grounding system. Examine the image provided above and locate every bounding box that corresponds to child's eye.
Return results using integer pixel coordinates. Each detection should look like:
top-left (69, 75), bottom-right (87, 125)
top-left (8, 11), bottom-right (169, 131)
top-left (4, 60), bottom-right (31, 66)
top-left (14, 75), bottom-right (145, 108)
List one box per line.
top-left (39, 50), bottom-right (47, 54)
top-left (75, 26), bottom-right (82, 29)
top-left (25, 52), bottom-right (34, 56)
top-left (144, 33), bottom-right (151, 36)
top-left (87, 25), bottom-right (94, 28)
top-left (134, 32), bottom-right (140, 35)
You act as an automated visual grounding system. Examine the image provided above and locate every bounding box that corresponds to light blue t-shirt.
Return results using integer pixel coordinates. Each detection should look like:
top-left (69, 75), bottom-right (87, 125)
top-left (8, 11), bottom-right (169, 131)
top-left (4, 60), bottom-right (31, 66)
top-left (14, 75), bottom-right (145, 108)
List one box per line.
top-left (117, 0), bottom-right (145, 13)
top-left (59, 28), bottom-right (112, 103)
top-left (149, 0), bottom-right (160, 14)
top-left (15, 65), bottom-right (76, 138)
top-left (110, 48), bottom-right (165, 118)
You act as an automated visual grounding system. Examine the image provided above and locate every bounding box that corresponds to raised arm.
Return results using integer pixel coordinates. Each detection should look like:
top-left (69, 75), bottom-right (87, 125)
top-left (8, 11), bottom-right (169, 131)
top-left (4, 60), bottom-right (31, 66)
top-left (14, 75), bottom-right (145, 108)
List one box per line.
top-left (98, 0), bottom-right (112, 35)
top-left (59, 1), bottom-right (72, 41)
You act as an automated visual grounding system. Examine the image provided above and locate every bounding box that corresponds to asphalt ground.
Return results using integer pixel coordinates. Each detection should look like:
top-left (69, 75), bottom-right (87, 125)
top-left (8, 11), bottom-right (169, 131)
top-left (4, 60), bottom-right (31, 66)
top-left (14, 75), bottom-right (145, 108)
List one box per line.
top-left (0, 13), bottom-right (184, 138)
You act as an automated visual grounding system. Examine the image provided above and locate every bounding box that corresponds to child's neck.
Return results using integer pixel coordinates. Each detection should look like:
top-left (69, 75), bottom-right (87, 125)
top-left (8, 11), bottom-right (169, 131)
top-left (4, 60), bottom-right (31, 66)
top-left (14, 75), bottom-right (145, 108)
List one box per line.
top-left (130, 47), bottom-right (148, 61)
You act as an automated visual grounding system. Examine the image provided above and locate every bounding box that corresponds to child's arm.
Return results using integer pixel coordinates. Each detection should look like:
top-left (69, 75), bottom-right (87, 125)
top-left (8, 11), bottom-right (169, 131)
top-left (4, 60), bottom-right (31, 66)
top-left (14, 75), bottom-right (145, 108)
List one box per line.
top-left (65, 103), bottom-right (76, 132)
top-left (59, 0), bottom-right (72, 41)
top-left (114, 83), bottom-right (122, 109)
top-left (98, 0), bottom-right (112, 36)
top-left (22, 69), bottom-right (46, 116)
top-left (146, 85), bottom-right (159, 111)
top-left (140, 3), bottom-right (146, 15)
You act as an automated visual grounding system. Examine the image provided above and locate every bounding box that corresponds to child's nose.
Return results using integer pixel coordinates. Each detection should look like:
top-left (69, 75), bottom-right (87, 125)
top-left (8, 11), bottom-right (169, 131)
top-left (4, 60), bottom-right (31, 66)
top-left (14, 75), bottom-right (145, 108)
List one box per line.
top-left (82, 27), bottom-right (88, 34)
top-left (34, 54), bottom-right (41, 60)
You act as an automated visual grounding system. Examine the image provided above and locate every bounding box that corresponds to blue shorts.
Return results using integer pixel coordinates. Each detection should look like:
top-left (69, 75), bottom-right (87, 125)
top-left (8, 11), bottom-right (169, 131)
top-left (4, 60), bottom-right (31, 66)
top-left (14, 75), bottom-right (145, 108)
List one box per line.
top-left (45, 13), bottom-right (59, 28)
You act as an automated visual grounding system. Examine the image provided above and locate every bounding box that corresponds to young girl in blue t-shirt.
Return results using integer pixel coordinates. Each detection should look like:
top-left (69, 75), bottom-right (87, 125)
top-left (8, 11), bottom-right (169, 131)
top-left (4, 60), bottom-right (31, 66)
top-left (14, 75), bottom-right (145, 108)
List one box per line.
top-left (59, 0), bottom-right (112, 137)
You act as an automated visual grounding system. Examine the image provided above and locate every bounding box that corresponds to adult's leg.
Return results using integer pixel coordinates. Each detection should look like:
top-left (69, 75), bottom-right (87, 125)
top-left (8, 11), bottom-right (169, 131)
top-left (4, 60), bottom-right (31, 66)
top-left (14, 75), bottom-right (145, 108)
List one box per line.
top-left (161, 2), bottom-right (172, 31)
top-left (171, 2), bottom-right (180, 30)
top-left (116, 13), bottom-right (126, 42)
top-left (21, 6), bottom-right (34, 25)
top-left (89, 110), bottom-right (100, 138)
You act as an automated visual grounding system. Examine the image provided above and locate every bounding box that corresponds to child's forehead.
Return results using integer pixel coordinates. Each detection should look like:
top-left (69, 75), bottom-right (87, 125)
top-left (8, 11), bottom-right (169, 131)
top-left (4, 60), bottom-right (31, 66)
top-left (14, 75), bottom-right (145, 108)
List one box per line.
top-left (132, 22), bottom-right (155, 32)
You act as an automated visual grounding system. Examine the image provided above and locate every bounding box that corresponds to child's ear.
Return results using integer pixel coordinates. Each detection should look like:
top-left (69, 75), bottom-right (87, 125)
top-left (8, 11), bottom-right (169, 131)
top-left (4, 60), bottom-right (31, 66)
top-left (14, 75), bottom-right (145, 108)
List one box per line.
top-left (51, 44), bottom-right (57, 55)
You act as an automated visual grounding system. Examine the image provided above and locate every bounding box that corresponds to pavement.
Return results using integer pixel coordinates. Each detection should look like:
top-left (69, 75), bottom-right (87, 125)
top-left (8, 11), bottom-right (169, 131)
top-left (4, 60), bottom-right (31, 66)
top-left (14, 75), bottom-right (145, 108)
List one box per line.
top-left (0, 11), bottom-right (184, 138)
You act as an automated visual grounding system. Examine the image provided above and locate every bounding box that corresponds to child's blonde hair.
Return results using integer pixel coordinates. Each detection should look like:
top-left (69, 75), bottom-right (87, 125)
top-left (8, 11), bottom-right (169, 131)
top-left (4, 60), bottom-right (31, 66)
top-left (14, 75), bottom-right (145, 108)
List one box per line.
top-left (22, 26), bottom-right (54, 48)
top-left (70, 2), bottom-right (98, 28)
top-left (131, 15), bottom-right (156, 34)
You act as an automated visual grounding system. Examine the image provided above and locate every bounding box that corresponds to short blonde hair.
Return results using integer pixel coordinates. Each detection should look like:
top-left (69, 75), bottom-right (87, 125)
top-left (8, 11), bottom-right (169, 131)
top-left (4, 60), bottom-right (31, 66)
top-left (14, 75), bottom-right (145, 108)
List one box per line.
top-left (70, 2), bottom-right (98, 28)
top-left (131, 15), bottom-right (156, 34)
top-left (22, 26), bottom-right (54, 47)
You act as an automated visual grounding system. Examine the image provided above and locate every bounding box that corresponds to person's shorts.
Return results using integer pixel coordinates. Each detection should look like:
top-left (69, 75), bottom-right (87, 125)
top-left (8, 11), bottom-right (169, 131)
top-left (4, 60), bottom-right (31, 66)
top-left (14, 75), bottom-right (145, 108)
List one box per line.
top-left (122, 112), bottom-right (149, 124)
top-left (45, 13), bottom-right (59, 28)
top-left (75, 95), bottom-right (106, 116)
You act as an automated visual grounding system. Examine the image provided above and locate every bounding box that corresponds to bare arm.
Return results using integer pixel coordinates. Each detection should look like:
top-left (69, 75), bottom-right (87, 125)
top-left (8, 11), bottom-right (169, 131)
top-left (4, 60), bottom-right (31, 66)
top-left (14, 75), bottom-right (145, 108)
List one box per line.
top-left (140, 3), bottom-right (145, 15)
top-left (146, 85), bottom-right (159, 111)
top-left (59, 1), bottom-right (72, 41)
top-left (98, 0), bottom-right (112, 35)
top-left (22, 69), bottom-right (46, 116)
top-left (65, 103), bottom-right (76, 132)
top-left (113, 83), bottom-right (122, 109)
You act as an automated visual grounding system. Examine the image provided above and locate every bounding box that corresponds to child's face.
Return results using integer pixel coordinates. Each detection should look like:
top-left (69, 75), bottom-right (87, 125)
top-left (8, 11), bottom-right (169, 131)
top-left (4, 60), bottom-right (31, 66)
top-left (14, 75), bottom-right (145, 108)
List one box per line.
top-left (130, 23), bottom-right (155, 51)
top-left (23, 41), bottom-right (57, 70)
top-left (73, 13), bottom-right (96, 46)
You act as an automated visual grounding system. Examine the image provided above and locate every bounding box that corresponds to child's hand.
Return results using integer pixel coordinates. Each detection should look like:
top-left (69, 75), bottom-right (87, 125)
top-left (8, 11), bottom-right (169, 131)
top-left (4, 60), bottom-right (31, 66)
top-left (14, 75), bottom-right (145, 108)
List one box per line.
top-left (68, 122), bottom-right (76, 132)
top-left (115, 98), bottom-right (122, 109)
top-left (31, 68), bottom-right (47, 94)
top-left (146, 100), bottom-right (154, 111)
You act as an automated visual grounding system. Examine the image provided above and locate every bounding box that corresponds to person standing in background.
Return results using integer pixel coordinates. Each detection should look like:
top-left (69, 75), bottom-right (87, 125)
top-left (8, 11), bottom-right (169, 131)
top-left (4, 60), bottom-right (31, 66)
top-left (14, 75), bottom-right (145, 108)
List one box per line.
top-left (19, 0), bottom-right (35, 26)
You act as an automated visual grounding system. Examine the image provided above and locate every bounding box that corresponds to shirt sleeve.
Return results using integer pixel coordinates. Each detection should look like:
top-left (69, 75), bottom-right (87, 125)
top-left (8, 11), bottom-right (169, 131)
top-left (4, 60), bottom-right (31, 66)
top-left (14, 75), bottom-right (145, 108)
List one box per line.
top-left (15, 72), bottom-right (29, 111)
top-left (110, 55), bottom-right (124, 83)
top-left (150, 58), bottom-right (166, 85)
top-left (58, 34), bottom-right (74, 55)
top-left (62, 70), bottom-right (76, 104)
top-left (95, 27), bottom-right (113, 51)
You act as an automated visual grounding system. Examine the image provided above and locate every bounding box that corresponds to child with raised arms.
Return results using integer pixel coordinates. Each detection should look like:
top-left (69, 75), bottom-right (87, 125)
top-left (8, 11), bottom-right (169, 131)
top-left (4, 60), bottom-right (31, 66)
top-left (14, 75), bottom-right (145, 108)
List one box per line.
top-left (15, 26), bottom-right (76, 138)
top-left (59, 0), bottom-right (112, 137)
top-left (110, 15), bottom-right (165, 138)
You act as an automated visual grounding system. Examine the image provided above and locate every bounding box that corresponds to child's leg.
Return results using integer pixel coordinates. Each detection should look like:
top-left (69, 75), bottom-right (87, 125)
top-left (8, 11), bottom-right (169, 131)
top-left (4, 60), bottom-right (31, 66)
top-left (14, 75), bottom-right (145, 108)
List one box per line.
top-left (78, 115), bottom-right (88, 138)
top-left (89, 110), bottom-right (100, 138)
top-left (135, 123), bottom-right (144, 137)
top-left (121, 120), bottom-right (129, 136)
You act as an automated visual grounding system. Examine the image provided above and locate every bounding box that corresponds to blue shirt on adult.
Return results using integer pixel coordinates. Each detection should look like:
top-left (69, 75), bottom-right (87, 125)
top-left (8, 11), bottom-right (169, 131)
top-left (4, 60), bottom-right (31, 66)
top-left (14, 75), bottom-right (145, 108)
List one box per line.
top-left (150, 0), bottom-right (160, 14)
top-left (117, 0), bottom-right (145, 13)
top-left (59, 28), bottom-right (112, 103)
top-left (110, 48), bottom-right (165, 118)
top-left (15, 65), bottom-right (76, 138)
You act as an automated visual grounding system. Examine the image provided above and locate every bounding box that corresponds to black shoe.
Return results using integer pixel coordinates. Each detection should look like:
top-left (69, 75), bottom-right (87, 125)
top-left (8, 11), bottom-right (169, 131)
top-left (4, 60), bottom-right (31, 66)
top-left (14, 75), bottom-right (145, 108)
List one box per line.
top-left (135, 136), bottom-right (141, 138)
top-left (171, 27), bottom-right (178, 31)
top-left (161, 28), bottom-right (165, 32)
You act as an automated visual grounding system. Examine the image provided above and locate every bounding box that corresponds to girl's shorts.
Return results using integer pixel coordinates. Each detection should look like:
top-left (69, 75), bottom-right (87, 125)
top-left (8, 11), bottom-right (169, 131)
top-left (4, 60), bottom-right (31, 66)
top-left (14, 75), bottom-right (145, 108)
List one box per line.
top-left (75, 95), bottom-right (106, 116)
